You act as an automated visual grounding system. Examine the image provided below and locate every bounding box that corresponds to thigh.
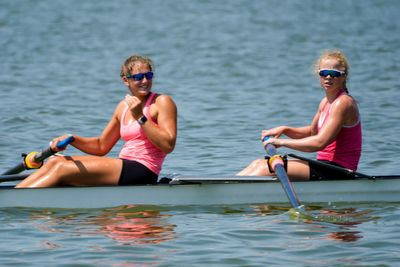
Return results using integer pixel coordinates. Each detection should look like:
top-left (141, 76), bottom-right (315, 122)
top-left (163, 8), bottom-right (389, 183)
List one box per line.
top-left (59, 155), bottom-right (123, 186)
top-left (286, 159), bottom-right (310, 181)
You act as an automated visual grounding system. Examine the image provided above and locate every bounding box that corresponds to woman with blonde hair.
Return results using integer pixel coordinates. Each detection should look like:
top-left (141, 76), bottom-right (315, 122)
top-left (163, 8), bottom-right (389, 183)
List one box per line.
top-left (237, 50), bottom-right (361, 180)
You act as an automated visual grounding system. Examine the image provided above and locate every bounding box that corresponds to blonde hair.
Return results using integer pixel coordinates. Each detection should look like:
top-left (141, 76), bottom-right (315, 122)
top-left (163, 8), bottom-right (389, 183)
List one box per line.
top-left (314, 50), bottom-right (350, 92)
top-left (120, 55), bottom-right (154, 77)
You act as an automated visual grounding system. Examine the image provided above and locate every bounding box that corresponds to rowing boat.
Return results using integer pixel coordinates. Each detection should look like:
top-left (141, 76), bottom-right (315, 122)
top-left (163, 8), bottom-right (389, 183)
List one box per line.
top-left (1, 139), bottom-right (399, 209)
top-left (1, 175), bottom-right (399, 209)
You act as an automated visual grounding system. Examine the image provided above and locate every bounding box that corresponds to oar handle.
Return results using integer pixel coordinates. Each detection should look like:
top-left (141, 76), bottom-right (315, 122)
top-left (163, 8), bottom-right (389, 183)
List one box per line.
top-left (1, 135), bottom-right (75, 175)
top-left (57, 135), bottom-right (75, 148)
top-left (34, 135), bottom-right (75, 162)
top-left (262, 136), bottom-right (278, 155)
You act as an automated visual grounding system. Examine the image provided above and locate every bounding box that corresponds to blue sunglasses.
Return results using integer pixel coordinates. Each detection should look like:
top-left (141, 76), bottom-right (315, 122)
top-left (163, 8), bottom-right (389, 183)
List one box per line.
top-left (126, 71), bottom-right (154, 81)
top-left (319, 69), bottom-right (346, 78)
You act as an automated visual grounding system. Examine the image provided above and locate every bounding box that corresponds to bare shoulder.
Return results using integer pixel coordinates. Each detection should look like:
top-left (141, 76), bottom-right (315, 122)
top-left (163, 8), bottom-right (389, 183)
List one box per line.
top-left (155, 94), bottom-right (175, 103)
top-left (334, 94), bottom-right (357, 110)
top-left (332, 94), bottom-right (359, 125)
top-left (113, 100), bottom-right (127, 120)
top-left (154, 94), bottom-right (177, 109)
top-left (152, 94), bottom-right (177, 127)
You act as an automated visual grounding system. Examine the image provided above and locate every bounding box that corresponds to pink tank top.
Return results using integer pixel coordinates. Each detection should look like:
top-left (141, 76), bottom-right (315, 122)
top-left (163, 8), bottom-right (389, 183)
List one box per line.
top-left (119, 92), bottom-right (166, 175)
top-left (316, 91), bottom-right (362, 171)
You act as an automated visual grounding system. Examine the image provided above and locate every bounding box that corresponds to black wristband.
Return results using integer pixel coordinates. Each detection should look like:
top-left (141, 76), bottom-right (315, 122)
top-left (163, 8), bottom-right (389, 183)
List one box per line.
top-left (137, 115), bottom-right (148, 125)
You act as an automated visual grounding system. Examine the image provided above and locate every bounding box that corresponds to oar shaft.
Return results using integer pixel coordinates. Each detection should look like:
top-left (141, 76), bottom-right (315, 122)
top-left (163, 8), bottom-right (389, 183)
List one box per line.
top-left (33, 136), bottom-right (74, 162)
top-left (265, 143), bottom-right (301, 208)
top-left (1, 164), bottom-right (25, 176)
top-left (0, 174), bottom-right (30, 182)
top-left (1, 135), bottom-right (75, 175)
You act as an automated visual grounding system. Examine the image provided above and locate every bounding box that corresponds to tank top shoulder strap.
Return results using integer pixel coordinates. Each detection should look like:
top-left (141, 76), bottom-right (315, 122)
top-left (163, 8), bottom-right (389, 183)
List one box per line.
top-left (322, 89), bottom-right (346, 113)
top-left (145, 92), bottom-right (157, 107)
top-left (121, 93), bottom-right (156, 125)
top-left (320, 98), bottom-right (328, 112)
top-left (143, 92), bottom-right (157, 122)
top-left (120, 103), bottom-right (129, 125)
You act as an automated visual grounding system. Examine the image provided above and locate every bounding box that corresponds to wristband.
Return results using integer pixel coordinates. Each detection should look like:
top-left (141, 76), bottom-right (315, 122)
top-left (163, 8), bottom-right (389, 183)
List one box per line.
top-left (137, 115), bottom-right (148, 125)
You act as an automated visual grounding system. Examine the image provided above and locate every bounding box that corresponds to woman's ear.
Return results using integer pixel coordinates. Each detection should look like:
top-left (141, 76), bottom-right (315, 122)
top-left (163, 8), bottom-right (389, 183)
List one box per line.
top-left (122, 76), bottom-right (129, 85)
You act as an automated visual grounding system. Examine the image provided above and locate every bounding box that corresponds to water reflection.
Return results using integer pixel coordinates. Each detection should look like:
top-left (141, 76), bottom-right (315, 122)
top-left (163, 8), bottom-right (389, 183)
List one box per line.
top-left (327, 230), bottom-right (362, 242)
top-left (27, 205), bottom-right (176, 246)
top-left (92, 205), bottom-right (176, 245)
top-left (306, 207), bottom-right (374, 242)
top-left (251, 204), bottom-right (376, 242)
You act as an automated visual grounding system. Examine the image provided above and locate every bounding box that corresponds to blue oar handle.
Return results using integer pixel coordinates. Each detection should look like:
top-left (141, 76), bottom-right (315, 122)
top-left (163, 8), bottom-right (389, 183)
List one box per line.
top-left (56, 135), bottom-right (75, 150)
top-left (262, 136), bottom-right (277, 155)
top-left (36, 135), bottom-right (75, 162)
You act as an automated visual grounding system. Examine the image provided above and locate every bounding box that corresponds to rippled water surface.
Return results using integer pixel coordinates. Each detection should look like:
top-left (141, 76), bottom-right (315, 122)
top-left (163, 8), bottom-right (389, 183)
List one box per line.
top-left (1, 0), bottom-right (399, 266)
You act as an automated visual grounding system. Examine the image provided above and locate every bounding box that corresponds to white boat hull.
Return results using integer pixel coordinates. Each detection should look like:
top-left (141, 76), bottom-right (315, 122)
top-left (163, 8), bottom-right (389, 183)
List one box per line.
top-left (1, 176), bottom-right (399, 208)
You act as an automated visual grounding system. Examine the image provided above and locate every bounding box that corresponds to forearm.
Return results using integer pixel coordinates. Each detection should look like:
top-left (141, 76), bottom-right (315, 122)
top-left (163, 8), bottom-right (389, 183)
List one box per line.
top-left (70, 135), bottom-right (116, 156)
top-left (278, 135), bottom-right (325, 152)
top-left (282, 126), bottom-right (312, 139)
top-left (141, 122), bottom-right (176, 154)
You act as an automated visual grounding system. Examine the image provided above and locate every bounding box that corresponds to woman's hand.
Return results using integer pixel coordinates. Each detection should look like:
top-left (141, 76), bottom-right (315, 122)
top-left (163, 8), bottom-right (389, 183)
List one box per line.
top-left (261, 126), bottom-right (286, 141)
top-left (124, 94), bottom-right (143, 119)
top-left (261, 126), bottom-right (288, 148)
top-left (262, 136), bottom-right (284, 148)
top-left (50, 134), bottom-right (74, 152)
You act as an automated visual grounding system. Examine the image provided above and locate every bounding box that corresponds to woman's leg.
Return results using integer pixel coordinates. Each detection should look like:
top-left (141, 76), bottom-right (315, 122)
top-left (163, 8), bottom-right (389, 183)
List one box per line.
top-left (236, 159), bottom-right (270, 176)
top-left (15, 155), bottom-right (123, 188)
top-left (286, 160), bottom-right (310, 181)
top-left (236, 159), bottom-right (310, 181)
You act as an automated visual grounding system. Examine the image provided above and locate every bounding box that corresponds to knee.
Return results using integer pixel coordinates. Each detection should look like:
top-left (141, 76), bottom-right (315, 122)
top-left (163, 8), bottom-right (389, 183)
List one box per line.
top-left (251, 159), bottom-right (267, 168)
top-left (45, 156), bottom-right (66, 170)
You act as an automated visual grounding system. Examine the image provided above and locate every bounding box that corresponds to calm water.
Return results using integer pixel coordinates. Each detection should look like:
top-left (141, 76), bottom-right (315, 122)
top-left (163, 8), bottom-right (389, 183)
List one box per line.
top-left (1, 0), bottom-right (400, 266)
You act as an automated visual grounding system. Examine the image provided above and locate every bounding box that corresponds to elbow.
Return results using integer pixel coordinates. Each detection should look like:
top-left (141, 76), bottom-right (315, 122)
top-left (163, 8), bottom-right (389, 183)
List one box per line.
top-left (96, 145), bottom-right (112, 156)
top-left (162, 143), bottom-right (175, 154)
top-left (97, 151), bottom-right (108, 156)
top-left (313, 140), bottom-right (329, 152)
top-left (162, 139), bottom-right (176, 154)
top-left (90, 139), bottom-right (112, 156)
top-left (92, 150), bottom-right (108, 156)
top-left (296, 136), bottom-right (330, 152)
top-left (300, 140), bottom-right (325, 152)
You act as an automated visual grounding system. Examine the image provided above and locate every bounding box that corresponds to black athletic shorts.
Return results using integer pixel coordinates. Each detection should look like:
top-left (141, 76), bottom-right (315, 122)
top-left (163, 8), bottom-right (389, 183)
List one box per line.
top-left (118, 159), bottom-right (158, 185)
top-left (309, 160), bottom-right (355, 180)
